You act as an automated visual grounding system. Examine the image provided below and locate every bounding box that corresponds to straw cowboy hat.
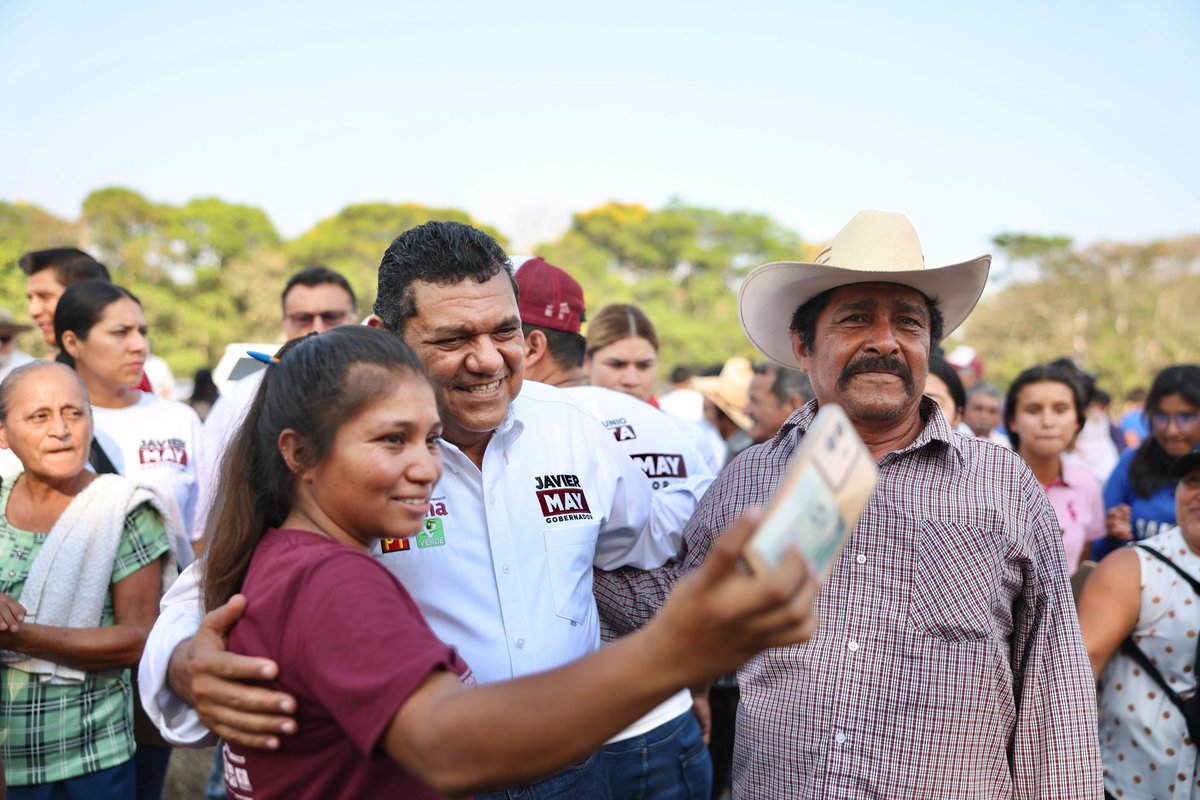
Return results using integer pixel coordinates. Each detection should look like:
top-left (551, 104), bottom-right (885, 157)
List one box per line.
top-left (738, 210), bottom-right (990, 369)
top-left (693, 357), bottom-right (754, 431)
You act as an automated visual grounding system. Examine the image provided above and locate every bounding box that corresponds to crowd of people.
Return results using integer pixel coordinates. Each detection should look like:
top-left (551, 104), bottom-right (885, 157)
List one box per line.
top-left (0, 212), bottom-right (1195, 799)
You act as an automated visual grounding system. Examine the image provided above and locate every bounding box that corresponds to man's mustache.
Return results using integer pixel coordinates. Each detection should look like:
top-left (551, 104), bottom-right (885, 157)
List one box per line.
top-left (837, 356), bottom-right (916, 394)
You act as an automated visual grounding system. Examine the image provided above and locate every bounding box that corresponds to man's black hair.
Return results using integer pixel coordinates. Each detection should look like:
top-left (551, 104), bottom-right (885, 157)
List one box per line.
top-left (522, 324), bottom-right (587, 370)
top-left (18, 248), bottom-right (111, 285)
top-left (373, 221), bottom-right (518, 335)
top-left (788, 286), bottom-right (946, 353)
top-left (281, 265), bottom-right (358, 312)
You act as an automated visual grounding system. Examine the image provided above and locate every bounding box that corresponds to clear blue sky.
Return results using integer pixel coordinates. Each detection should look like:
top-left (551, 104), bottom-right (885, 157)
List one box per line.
top-left (2, 0), bottom-right (1197, 279)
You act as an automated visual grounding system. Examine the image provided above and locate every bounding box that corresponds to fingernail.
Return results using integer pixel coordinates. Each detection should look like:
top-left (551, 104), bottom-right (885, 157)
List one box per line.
top-left (266, 738), bottom-right (279, 750)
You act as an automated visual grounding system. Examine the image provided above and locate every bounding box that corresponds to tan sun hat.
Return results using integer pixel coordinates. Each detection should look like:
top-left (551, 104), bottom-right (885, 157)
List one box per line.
top-left (738, 210), bottom-right (990, 369)
top-left (693, 357), bottom-right (754, 431)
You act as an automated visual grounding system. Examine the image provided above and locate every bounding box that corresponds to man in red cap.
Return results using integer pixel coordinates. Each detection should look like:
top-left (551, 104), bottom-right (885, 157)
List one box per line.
top-left (514, 255), bottom-right (717, 799)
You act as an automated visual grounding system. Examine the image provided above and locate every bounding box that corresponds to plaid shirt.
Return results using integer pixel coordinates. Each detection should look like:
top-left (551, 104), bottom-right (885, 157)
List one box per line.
top-left (597, 399), bottom-right (1103, 799)
top-left (0, 478), bottom-right (169, 786)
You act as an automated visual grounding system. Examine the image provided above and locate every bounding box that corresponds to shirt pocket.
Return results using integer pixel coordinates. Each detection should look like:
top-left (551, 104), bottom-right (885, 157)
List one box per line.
top-left (544, 526), bottom-right (598, 625)
top-left (907, 520), bottom-right (999, 643)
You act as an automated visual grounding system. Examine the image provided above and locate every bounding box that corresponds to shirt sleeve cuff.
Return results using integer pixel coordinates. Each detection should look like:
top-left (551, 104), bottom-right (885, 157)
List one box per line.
top-left (137, 568), bottom-right (215, 747)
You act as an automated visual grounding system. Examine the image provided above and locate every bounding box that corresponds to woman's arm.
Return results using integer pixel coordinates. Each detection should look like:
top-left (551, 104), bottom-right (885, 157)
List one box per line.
top-left (0, 558), bottom-right (162, 671)
top-left (1076, 547), bottom-right (1141, 679)
top-left (384, 512), bottom-right (818, 797)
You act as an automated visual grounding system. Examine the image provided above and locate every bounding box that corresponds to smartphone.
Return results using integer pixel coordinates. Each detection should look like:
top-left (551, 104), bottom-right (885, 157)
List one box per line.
top-left (745, 404), bottom-right (878, 578)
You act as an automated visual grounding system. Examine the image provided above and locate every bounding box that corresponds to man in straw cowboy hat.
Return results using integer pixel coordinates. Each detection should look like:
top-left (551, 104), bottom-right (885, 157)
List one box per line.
top-left (613, 211), bottom-right (1103, 797)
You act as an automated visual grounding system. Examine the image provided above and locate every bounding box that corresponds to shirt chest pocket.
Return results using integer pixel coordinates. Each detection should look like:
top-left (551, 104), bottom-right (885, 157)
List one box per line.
top-left (544, 527), bottom-right (598, 625)
top-left (907, 520), bottom-right (1001, 643)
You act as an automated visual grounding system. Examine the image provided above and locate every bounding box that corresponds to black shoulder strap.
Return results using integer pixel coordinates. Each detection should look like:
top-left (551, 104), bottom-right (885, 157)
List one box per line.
top-left (1120, 543), bottom-right (1200, 713)
top-left (1134, 543), bottom-right (1200, 596)
top-left (1120, 637), bottom-right (1188, 711)
top-left (89, 438), bottom-right (119, 475)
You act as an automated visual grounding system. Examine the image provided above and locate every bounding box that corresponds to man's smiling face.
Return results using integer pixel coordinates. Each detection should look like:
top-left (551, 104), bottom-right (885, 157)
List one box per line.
top-left (402, 271), bottom-right (525, 453)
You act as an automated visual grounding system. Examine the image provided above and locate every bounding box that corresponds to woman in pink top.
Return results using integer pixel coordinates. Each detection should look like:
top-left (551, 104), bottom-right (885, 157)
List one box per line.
top-left (200, 326), bottom-right (819, 800)
top-left (1005, 364), bottom-right (1105, 573)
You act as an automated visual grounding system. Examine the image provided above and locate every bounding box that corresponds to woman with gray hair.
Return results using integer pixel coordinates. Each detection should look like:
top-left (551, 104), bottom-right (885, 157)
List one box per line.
top-left (0, 362), bottom-right (171, 798)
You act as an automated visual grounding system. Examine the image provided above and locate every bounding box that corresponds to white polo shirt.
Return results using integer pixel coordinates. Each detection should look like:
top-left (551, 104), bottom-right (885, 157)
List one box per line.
top-left (566, 385), bottom-right (716, 740)
top-left (139, 380), bottom-right (684, 744)
top-left (383, 381), bottom-right (682, 682)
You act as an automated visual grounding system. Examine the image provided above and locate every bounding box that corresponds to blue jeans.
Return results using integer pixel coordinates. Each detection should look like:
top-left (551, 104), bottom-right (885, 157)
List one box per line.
top-left (8, 759), bottom-right (135, 800)
top-left (477, 749), bottom-right (611, 800)
top-left (205, 744), bottom-right (228, 800)
top-left (602, 711), bottom-right (712, 800)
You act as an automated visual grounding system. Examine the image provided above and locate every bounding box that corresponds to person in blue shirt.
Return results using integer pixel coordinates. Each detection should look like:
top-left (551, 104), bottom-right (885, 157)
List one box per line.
top-left (1095, 365), bottom-right (1200, 560)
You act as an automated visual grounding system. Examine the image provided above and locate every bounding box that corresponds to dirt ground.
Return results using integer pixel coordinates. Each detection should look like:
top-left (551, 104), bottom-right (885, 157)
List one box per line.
top-left (164, 746), bottom-right (217, 799)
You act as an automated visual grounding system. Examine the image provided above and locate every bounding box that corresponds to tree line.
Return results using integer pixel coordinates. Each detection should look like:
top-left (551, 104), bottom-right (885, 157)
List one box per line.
top-left (1, 188), bottom-right (1196, 396)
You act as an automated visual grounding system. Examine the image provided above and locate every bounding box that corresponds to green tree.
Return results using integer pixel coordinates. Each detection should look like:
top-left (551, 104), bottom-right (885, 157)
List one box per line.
top-left (967, 234), bottom-right (1200, 396)
top-left (538, 201), bottom-right (812, 370)
top-left (286, 203), bottom-right (508, 311)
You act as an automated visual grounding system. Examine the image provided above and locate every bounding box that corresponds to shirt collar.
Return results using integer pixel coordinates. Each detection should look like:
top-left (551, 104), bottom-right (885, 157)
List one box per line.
top-left (773, 396), bottom-right (964, 467)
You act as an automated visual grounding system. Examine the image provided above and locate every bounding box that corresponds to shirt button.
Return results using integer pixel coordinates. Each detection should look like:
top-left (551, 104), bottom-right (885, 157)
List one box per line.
top-left (847, 640), bottom-right (860, 652)
top-left (515, 638), bottom-right (526, 649)
top-left (502, 564), bottom-right (511, 574)
top-left (834, 732), bottom-right (847, 745)
top-left (490, 495), bottom-right (497, 505)
top-left (855, 554), bottom-right (867, 565)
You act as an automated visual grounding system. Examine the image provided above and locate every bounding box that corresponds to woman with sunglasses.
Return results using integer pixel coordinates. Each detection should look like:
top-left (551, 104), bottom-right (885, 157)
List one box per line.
top-left (1094, 364), bottom-right (1200, 560)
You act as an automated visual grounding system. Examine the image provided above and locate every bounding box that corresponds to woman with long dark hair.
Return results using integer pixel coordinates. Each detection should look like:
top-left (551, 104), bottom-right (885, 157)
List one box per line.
top-left (54, 280), bottom-right (203, 567)
top-left (201, 325), bottom-right (816, 799)
top-left (54, 279), bottom-right (205, 798)
top-left (1005, 364), bottom-right (1104, 573)
top-left (1094, 364), bottom-right (1200, 560)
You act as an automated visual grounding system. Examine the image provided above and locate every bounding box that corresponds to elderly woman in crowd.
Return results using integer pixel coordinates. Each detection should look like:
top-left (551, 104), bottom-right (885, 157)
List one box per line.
top-left (0, 362), bottom-right (171, 799)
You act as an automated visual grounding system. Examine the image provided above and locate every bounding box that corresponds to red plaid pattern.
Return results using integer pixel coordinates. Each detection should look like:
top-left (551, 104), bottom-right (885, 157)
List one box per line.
top-left (599, 399), bottom-right (1103, 798)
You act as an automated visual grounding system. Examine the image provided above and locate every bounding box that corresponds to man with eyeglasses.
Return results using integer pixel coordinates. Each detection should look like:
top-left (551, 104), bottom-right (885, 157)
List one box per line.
top-left (199, 265), bottom-right (359, 516)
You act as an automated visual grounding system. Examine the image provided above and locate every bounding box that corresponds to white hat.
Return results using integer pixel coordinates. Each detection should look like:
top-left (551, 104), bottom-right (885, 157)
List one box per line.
top-left (738, 210), bottom-right (990, 369)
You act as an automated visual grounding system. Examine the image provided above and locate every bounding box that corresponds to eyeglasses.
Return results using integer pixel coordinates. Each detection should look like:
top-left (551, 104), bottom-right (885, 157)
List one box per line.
top-left (1151, 412), bottom-right (1200, 430)
top-left (284, 310), bottom-right (352, 327)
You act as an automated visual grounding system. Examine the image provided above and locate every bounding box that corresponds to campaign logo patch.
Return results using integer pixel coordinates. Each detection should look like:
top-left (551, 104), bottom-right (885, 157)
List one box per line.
top-left (534, 473), bottom-right (594, 523)
top-left (598, 415), bottom-right (637, 442)
top-left (138, 438), bottom-right (189, 469)
top-left (381, 537), bottom-right (411, 553)
top-left (632, 453), bottom-right (688, 479)
top-left (417, 518), bottom-right (446, 549)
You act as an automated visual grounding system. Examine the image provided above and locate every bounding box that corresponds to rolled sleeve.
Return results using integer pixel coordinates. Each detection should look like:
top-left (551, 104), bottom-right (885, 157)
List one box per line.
top-left (137, 562), bottom-right (214, 747)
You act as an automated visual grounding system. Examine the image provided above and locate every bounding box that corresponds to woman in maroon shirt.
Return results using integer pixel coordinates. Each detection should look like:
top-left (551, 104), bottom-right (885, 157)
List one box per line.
top-left (200, 326), bottom-right (818, 799)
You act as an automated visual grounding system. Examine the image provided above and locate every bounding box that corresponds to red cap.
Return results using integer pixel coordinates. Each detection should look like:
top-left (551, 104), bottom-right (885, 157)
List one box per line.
top-left (514, 257), bottom-right (586, 335)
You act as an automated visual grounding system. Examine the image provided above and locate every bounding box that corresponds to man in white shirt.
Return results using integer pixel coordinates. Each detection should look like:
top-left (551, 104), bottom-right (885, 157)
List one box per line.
top-left (514, 255), bottom-right (717, 798)
top-left (140, 223), bottom-right (686, 799)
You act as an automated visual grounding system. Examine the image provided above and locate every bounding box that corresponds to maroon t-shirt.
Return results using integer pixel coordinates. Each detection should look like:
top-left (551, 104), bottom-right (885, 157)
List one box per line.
top-left (224, 528), bottom-right (475, 800)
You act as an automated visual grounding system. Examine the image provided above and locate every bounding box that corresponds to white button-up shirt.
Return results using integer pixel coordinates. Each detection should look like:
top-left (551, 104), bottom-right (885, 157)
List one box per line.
top-left (139, 380), bottom-right (685, 744)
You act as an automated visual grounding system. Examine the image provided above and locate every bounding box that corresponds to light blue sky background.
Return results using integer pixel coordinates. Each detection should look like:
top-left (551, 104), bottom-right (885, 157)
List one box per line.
top-left (2, 1), bottom-right (1197, 281)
